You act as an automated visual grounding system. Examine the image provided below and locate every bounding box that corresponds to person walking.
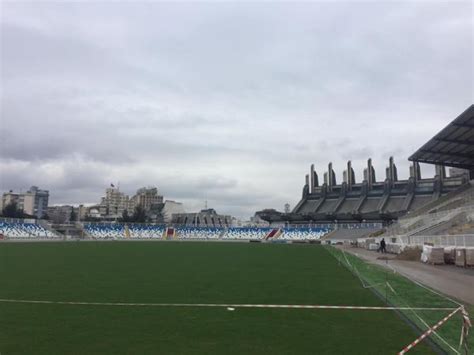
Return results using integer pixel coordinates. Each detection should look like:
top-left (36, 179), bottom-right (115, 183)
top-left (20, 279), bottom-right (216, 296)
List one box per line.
top-left (380, 238), bottom-right (387, 254)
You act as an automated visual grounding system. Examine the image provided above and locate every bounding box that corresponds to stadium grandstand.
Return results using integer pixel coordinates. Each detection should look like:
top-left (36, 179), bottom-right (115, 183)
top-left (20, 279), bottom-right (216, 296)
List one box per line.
top-left (257, 157), bottom-right (469, 225)
top-left (258, 105), bottom-right (474, 230)
top-left (346, 105), bottom-right (474, 251)
top-left (83, 223), bottom-right (329, 241)
top-left (0, 218), bottom-right (61, 239)
top-left (0, 218), bottom-right (329, 242)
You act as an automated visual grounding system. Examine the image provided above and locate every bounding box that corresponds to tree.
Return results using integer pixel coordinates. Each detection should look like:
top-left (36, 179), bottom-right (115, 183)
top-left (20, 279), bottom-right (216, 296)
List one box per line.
top-left (2, 201), bottom-right (24, 218)
top-left (132, 205), bottom-right (147, 223)
top-left (2, 201), bottom-right (25, 218)
top-left (120, 209), bottom-right (131, 223)
top-left (70, 209), bottom-right (77, 222)
top-left (0, 201), bottom-right (36, 219)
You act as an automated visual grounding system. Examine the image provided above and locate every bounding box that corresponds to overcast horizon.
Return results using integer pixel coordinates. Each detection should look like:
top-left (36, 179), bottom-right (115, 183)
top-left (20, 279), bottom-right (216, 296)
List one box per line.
top-left (1, 1), bottom-right (472, 219)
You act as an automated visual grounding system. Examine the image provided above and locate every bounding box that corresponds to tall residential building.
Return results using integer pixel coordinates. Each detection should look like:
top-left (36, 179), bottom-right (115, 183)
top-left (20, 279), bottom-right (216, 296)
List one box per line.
top-left (88, 185), bottom-right (168, 221)
top-left (99, 187), bottom-right (134, 218)
top-left (131, 187), bottom-right (163, 211)
top-left (24, 186), bottom-right (49, 218)
top-left (1, 186), bottom-right (49, 218)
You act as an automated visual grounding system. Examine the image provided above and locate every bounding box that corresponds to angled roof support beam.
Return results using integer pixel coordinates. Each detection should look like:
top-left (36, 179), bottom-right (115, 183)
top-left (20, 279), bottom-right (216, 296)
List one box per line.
top-left (419, 149), bottom-right (474, 160)
top-left (452, 122), bottom-right (474, 129)
top-left (410, 158), bottom-right (473, 170)
top-left (434, 137), bottom-right (474, 146)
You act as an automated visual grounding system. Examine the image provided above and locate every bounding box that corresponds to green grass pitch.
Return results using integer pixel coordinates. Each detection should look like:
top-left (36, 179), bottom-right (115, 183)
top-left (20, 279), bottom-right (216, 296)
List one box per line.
top-left (0, 242), bottom-right (435, 354)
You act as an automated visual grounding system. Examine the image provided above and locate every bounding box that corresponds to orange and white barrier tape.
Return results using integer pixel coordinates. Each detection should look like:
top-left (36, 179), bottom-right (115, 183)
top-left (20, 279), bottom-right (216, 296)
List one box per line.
top-left (2, 298), bottom-right (466, 353)
top-left (398, 307), bottom-right (461, 354)
top-left (0, 298), bottom-right (458, 311)
top-left (459, 306), bottom-right (472, 351)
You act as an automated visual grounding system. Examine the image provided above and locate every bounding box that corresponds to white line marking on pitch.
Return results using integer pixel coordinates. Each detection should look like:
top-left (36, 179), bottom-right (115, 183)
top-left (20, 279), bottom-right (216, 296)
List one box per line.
top-left (0, 299), bottom-right (456, 311)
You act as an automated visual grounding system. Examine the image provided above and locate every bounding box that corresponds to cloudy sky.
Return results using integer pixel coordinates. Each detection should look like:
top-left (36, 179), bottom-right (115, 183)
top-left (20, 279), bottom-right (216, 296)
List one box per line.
top-left (0, 1), bottom-right (472, 218)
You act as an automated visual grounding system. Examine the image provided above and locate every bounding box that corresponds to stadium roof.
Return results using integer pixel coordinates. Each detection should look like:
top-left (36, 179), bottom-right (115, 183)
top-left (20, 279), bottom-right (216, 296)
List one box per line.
top-left (409, 105), bottom-right (474, 170)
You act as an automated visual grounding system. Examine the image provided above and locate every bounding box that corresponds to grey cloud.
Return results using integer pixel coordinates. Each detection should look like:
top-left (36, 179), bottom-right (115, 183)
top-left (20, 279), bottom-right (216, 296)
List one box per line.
top-left (1, 1), bottom-right (472, 218)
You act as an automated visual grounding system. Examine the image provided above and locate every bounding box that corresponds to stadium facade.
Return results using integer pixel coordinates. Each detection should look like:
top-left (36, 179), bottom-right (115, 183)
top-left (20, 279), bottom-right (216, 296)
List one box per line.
top-left (172, 208), bottom-right (232, 227)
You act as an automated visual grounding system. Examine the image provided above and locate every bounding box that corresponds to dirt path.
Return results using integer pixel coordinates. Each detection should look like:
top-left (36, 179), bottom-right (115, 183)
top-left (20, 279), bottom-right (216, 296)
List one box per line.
top-left (339, 246), bottom-right (474, 305)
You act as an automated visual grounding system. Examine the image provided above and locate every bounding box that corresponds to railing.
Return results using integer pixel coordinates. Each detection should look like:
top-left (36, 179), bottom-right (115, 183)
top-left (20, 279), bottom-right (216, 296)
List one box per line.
top-left (0, 218), bottom-right (63, 239)
top-left (397, 181), bottom-right (473, 220)
top-left (81, 221), bottom-right (381, 230)
top-left (397, 234), bottom-right (474, 248)
top-left (0, 217), bottom-right (37, 224)
top-left (400, 205), bottom-right (474, 228)
top-left (384, 205), bottom-right (474, 236)
top-left (273, 222), bottom-right (382, 229)
top-left (0, 218), bottom-right (381, 233)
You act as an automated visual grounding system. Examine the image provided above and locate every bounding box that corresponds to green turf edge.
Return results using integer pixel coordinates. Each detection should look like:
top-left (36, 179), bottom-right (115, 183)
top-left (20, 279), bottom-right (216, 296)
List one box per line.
top-left (323, 245), bottom-right (474, 355)
top-left (0, 242), bottom-right (444, 355)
